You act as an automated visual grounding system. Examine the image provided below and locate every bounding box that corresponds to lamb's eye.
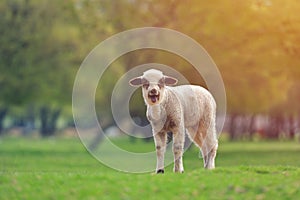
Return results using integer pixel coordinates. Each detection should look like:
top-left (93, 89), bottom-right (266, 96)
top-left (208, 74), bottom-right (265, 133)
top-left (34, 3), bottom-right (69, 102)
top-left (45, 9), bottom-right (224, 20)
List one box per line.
top-left (158, 83), bottom-right (164, 89)
top-left (143, 83), bottom-right (149, 89)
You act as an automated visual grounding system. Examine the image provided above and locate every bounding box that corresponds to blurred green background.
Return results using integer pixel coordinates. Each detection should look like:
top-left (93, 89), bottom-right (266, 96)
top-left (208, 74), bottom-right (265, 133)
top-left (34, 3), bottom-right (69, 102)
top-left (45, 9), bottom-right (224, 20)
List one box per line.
top-left (0, 0), bottom-right (300, 140)
top-left (1, 1), bottom-right (300, 199)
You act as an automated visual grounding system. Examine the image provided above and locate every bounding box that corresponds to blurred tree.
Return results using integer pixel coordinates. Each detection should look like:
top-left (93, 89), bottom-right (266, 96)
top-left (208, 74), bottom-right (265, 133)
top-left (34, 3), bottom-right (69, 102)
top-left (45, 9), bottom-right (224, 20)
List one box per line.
top-left (0, 0), bottom-right (299, 138)
top-left (0, 0), bottom-right (83, 135)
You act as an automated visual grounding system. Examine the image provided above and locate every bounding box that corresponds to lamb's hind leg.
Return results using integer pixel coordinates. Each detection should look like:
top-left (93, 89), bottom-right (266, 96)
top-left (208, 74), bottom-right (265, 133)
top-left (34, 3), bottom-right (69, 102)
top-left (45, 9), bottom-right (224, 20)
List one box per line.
top-left (202, 142), bottom-right (218, 169)
top-left (202, 125), bottom-right (218, 169)
top-left (189, 123), bottom-right (218, 169)
top-left (206, 143), bottom-right (218, 169)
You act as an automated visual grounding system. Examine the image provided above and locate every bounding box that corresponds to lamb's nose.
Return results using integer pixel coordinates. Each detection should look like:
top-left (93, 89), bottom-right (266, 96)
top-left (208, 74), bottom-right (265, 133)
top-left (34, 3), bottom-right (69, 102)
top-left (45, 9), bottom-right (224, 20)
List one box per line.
top-left (150, 89), bottom-right (157, 94)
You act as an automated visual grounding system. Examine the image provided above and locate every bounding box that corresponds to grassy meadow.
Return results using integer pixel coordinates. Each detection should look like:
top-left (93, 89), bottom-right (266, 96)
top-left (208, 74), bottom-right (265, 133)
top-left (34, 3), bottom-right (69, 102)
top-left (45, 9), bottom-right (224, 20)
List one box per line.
top-left (0, 136), bottom-right (300, 200)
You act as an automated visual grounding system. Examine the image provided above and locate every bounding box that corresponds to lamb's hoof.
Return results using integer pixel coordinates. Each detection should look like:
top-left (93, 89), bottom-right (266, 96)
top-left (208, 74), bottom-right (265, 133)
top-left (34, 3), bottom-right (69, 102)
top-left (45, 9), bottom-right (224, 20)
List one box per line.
top-left (156, 169), bottom-right (164, 174)
top-left (204, 166), bottom-right (215, 170)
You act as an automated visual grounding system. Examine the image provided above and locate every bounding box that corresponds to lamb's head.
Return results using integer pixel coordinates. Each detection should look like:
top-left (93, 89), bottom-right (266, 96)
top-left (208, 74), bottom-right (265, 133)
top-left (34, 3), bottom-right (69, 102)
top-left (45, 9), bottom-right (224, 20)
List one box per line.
top-left (129, 69), bottom-right (178, 105)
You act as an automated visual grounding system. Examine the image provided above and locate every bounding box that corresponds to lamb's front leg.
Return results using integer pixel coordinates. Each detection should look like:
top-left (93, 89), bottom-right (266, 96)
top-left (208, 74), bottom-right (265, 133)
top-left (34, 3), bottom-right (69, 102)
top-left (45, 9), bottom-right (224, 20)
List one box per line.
top-left (172, 128), bottom-right (185, 173)
top-left (154, 131), bottom-right (167, 174)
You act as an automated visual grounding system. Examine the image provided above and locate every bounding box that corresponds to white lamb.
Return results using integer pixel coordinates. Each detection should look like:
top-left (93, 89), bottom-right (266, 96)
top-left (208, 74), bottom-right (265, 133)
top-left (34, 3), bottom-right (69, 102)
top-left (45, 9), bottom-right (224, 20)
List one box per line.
top-left (129, 69), bottom-right (218, 173)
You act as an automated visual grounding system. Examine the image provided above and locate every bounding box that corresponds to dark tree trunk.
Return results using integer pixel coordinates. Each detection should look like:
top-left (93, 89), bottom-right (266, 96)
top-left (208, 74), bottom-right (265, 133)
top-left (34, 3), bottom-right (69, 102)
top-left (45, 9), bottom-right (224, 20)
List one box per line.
top-left (238, 115), bottom-right (245, 139)
top-left (248, 114), bottom-right (256, 140)
top-left (229, 114), bottom-right (238, 141)
top-left (0, 107), bottom-right (8, 135)
top-left (288, 115), bottom-right (295, 139)
top-left (266, 115), bottom-right (283, 139)
top-left (40, 106), bottom-right (61, 137)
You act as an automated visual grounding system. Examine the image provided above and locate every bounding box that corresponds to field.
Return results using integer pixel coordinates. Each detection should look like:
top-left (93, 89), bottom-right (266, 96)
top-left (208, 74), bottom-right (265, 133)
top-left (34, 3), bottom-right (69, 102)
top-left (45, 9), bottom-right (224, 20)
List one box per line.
top-left (1, 136), bottom-right (300, 200)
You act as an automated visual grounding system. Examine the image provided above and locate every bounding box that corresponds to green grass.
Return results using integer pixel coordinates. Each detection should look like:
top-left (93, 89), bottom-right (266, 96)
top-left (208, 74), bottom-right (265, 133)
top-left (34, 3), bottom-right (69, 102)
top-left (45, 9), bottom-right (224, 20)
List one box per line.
top-left (1, 136), bottom-right (300, 200)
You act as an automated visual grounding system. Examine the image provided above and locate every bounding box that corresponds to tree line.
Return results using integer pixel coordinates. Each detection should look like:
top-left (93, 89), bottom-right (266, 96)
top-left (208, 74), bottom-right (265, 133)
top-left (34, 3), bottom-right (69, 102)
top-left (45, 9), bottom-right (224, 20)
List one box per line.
top-left (0, 0), bottom-right (299, 139)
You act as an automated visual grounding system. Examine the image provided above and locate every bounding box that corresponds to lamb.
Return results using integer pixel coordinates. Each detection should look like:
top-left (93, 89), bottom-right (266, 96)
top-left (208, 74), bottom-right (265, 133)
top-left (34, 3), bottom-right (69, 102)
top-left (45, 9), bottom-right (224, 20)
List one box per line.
top-left (129, 69), bottom-right (218, 173)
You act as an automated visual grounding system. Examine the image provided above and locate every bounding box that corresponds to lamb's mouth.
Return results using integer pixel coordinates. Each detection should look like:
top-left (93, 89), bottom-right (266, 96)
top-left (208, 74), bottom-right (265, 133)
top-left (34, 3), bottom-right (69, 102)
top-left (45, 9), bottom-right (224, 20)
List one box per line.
top-left (148, 94), bottom-right (160, 103)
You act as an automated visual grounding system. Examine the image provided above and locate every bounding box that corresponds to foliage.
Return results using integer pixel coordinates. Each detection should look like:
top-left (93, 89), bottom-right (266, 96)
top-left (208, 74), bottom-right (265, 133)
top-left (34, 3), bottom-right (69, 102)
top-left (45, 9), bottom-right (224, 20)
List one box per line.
top-left (0, 0), bottom-right (300, 134)
top-left (0, 0), bottom-right (79, 107)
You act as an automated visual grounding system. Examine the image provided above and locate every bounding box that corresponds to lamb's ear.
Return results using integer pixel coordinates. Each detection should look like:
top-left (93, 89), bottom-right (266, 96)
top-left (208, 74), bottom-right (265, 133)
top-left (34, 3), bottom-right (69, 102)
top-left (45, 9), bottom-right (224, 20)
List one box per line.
top-left (164, 76), bottom-right (178, 86)
top-left (129, 77), bottom-right (143, 87)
